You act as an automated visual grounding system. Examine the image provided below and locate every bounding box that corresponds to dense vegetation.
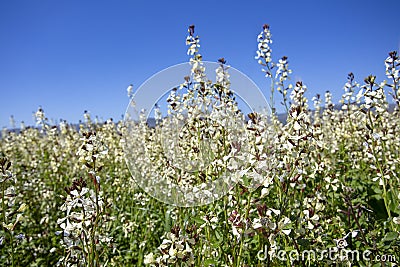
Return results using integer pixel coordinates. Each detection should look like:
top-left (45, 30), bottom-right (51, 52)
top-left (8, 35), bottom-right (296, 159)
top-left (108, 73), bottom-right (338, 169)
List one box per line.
top-left (1, 24), bottom-right (399, 266)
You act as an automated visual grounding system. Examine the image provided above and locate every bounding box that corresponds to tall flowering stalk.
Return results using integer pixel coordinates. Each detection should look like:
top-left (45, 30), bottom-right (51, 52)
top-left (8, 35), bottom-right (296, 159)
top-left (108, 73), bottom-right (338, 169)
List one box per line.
top-left (361, 74), bottom-right (399, 231)
top-left (0, 156), bottom-right (26, 267)
top-left (57, 131), bottom-right (110, 266)
top-left (385, 51), bottom-right (400, 108)
top-left (255, 24), bottom-right (276, 112)
top-left (0, 23), bottom-right (399, 267)
top-left (256, 24), bottom-right (294, 117)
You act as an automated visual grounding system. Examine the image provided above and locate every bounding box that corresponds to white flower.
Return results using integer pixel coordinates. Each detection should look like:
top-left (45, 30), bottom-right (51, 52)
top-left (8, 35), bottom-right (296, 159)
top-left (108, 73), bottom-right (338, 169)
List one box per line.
top-left (260, 187), bottom-right (269, 198)
top-left (267, 208), bottom-right (281, 216)
top-left (231, 225), bottom-right (242, 242)
top-left (127, 84), bottom-right (133, 98)
top-left (255, 25), bottom-right (273, 65)
top-left (278, 217), bottom-right (292, 235)
top-left (252, 218), bottom-right (263, 229)
top-left (144, 252), bottom-right (155, 264)
top-left (324, 176), bottom-right (339, 191)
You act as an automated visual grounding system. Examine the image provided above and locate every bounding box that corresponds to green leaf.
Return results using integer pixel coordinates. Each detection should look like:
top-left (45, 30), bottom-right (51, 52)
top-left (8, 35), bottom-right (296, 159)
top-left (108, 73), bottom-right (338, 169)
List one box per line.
top-left (215, 229), bottom-right (223, 241)
top-left (164, 208), bottom-right (172, 232)
top-left (192, 216), bottom-right (206, 225)
top-left (387, 189), bottom-right (400, 213)
top-left (203, 259), bottom-right (218, 265)
top-left (241, 175), bottom-right (251, 187)
top-left (372, 187), bottom-right (383, 195)
top-left (368, 198), bottom-right (388, 220)
top-left (297, 238), bottom-right (310, 248)
top-left (383, 231), bottom-right (398, 242)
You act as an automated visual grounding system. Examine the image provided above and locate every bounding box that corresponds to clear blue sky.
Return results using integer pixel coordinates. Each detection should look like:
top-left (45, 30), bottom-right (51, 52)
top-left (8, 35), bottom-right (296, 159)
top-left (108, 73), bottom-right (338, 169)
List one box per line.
top-left (1, 0), bottom-right (399, 128)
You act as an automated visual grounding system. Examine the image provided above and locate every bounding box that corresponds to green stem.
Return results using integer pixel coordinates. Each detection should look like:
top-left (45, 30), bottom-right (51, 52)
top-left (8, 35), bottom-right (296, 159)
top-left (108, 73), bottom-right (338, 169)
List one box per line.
top-left (1, 174), bottom-right (6, 228)
top-left (10, 230), bottom-right (14, 267)
top-left (1, 166), bottom-right (14, 267)
top-left (236, 191), bottom-right (253, 267)
top-left (367, 110), bottom-right (393, 229)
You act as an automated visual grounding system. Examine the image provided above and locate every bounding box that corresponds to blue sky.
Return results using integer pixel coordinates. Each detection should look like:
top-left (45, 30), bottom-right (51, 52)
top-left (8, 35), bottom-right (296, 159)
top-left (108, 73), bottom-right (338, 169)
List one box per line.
top-left (1, 0), bottom-right (399, 128)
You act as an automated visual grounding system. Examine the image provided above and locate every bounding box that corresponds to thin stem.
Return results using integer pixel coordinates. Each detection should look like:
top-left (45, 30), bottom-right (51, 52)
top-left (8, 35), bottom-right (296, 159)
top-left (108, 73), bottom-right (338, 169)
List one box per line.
top-left (236, 190), bottom-right (253, 267)
top-left (367, 110), bottom-right (394, 229)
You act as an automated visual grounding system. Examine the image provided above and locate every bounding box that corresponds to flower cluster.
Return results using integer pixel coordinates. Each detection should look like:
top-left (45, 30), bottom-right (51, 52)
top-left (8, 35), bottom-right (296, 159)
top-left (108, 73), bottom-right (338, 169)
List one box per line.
top-left (275, 56), bottom-right (292, 84)
top-left (144, 225), bottom-right (198, 266)
top-left (255, 24), bottom-right (273, 69)
top-left (124, 25), bottom-right (247, 207)
top-left (0, 24), bottom-right (399, 267)
top-left (0, 156), bottom-right (27, 266)
top-left (385, 51), bottom-right (400, 106)
top-left (56, 178), bottom-right (101, 266)
top-left (56, 131), bottom-right (112, 266)
top-left (76, 131), bottom-right (108, 171)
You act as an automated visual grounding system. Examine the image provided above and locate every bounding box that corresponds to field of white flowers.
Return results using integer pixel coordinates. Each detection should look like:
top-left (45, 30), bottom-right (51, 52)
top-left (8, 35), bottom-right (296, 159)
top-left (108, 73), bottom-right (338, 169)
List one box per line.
top-left (1, 24), bottom-right (399, 267)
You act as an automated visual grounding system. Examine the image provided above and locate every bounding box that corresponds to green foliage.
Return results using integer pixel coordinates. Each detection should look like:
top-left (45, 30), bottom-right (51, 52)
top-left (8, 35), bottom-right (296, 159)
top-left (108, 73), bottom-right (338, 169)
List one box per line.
top-left (0, 24), bottom-right (399, 266)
